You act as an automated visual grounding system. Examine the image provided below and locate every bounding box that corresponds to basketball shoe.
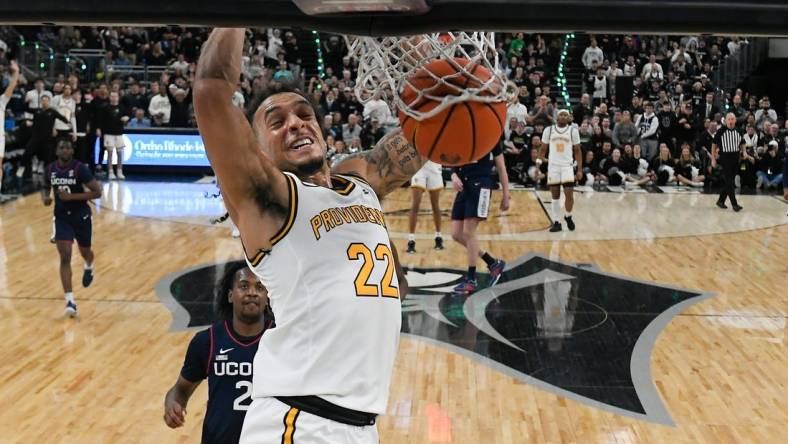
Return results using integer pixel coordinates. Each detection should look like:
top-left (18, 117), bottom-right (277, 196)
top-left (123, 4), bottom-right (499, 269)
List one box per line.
top-left (65, 301), bottom-right (78, 318)
top-left (82, 268), bottom-right (94, 287)
top-left (452, 278), bottom-right (478, 294)
top-left (488, 259), bottom-right (506, 286)
top-left (434, 236), bottom-right (444, 250)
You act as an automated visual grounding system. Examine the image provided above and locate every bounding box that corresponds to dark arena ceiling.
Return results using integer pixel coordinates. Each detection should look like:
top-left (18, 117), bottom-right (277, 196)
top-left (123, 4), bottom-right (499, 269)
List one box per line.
top-left (1, 0), bottom-right (787, 36)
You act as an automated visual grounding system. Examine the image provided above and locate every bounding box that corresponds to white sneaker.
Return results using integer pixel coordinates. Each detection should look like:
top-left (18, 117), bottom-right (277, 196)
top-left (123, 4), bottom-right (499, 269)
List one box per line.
top-left (64, 301), bottom-right (78, 318)
top-left (116, 170), bottom-right (125, 180)
top-left (108, 170), bottom-right (116, 180)
top-left (231, 227), bottom-right (241, 238)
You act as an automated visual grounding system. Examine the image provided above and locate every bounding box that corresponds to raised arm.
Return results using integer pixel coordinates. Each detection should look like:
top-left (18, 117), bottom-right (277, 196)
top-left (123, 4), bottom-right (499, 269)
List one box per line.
top-left (331, 129), bottom-right (426, 198)
top-left (3, 61), bottom-right (19, 100)
top-left (194, 28), bottom-right (289, 255)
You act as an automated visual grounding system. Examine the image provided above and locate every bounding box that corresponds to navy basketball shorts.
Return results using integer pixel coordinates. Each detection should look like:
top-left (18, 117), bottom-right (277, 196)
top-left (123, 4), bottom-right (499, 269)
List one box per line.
top-left (54, 211), bottom-right (92, 247)
top-left (451, 177), bottom-right (493, 220)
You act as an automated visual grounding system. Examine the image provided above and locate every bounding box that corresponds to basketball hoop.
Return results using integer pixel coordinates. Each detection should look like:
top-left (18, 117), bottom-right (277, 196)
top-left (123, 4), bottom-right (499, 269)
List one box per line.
top-left (346, 32), bottom-right (516, 121)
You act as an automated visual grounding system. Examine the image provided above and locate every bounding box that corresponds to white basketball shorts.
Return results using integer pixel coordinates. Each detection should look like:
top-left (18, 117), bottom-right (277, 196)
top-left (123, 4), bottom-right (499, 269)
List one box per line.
top-left (410, 166), bottom-right (444, 191)
top-left (240, 397), bottom-right (379, 444)
top-left (547, 164), bottom-right (575, 186)
top-left (103, 135), bottom-right (125, 149)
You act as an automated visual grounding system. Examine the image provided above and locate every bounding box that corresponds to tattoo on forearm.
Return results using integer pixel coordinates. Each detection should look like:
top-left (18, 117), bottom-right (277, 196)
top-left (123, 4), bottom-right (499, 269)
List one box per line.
top-left (362, 131), bottom-right (425, 192)
top-left (337, 130), bottom-right (425, 195)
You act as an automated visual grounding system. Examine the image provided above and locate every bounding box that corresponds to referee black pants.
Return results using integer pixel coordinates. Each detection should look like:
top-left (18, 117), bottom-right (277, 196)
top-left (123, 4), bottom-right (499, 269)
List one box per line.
top-left (717, 156), bottom-right (739, 207)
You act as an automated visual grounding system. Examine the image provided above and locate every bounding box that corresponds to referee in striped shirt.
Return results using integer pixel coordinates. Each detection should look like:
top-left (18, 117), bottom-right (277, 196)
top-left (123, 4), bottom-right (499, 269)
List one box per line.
top-left (712, 113), bottom-right (745, 212)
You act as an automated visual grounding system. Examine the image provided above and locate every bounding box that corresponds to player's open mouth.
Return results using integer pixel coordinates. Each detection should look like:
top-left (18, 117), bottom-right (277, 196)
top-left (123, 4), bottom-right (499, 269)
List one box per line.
top-left (290, 137), bottom-right (314, 150)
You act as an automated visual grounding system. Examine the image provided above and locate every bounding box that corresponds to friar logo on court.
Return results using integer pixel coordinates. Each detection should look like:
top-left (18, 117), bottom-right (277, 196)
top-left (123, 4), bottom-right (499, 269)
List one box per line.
top-left (399, 253), bottom-right (714, 425)
top-left (155, 253), bottom-right (713, 426)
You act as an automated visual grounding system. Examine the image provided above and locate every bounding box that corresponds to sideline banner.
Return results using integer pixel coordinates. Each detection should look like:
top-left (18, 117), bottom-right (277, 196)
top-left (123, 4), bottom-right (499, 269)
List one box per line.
top-left (94, 131), bottom-right (209, 167)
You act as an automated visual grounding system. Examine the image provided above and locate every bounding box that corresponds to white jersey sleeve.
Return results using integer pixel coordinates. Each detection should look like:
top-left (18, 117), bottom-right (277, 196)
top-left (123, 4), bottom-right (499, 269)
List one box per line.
top-left (542, 126), bottom-right (552, 144)
top-left (571, 126), bottom-right (581, 145)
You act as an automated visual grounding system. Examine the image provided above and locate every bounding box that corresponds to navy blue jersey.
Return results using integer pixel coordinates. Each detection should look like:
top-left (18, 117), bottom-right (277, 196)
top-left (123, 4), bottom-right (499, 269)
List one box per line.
top-left (45, 160), bottom-right (94, 216)
top-left (455, 143), bottom-right (503, 179)
top-left (181, 319), bottom-right (274, 444)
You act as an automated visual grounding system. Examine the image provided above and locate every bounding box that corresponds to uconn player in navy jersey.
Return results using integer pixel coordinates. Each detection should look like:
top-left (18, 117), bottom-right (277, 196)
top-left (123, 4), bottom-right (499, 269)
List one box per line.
top-left (41, 140), bottom-right (101, 316)
top-left (163, 262), bottom-right (274, 444)
top-left (450, 141), bottom-right (510, 293)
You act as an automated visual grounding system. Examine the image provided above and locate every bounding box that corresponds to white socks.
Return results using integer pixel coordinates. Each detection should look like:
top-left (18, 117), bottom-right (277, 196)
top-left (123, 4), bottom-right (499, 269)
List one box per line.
top-left (435, 232), bottom-right (442, 239)
top-left (565, 212), bottom-right (572, 219)
top-left (84, 261), bottom-right (93, 270)
top-left (64, 292), bottom-right (75, 304)
top-left (551, 199), bottom-right (563, 222)
top-left (408, 234), bottom-right (415, 242)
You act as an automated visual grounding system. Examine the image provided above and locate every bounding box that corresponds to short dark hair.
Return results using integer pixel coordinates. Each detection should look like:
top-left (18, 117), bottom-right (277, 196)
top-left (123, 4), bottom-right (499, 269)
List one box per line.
top-left (214, 260), bottom-right (274, 323)
top-left (246, 81), bottom-right (323, 126)
top-left (214, 261), bottom-right (248, 321)
top-left (57, 139), bottom-right (73, 150)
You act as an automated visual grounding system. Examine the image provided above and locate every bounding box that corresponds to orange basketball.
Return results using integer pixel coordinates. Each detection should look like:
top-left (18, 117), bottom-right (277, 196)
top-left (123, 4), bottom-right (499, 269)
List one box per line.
top-left (398, 58), bottom-right (506, 166)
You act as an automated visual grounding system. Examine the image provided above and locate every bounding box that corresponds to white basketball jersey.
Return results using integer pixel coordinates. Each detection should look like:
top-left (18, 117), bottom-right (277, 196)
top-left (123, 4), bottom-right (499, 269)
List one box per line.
top-left (246, 172), bottom-right (401, 414)
top-left (542, 125), bottom-right (580, 167)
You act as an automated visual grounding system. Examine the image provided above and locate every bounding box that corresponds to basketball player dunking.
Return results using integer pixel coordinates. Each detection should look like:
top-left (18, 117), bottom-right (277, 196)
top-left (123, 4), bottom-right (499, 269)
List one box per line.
top-left (41, 140), bottom-right (101, 316)
top-left (194, 28), bottom-right (427, 443)
top-left (537, 109), bottom-right (583, 232)
top-left (164, 262), bottom-right (275, 444)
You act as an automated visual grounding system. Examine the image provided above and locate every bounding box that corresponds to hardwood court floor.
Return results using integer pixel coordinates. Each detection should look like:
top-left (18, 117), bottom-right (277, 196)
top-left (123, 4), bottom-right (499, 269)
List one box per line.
top-left (0, 184), bottom-right (786, 444)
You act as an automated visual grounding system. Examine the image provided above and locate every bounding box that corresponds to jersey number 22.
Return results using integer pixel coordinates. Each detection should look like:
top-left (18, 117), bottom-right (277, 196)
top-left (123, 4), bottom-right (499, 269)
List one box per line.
top-left (347, 243), bottom-right (399, 298)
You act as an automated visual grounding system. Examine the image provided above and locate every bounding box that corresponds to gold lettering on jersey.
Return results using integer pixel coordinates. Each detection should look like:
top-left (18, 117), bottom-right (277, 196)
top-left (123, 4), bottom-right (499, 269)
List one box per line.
top-left (309, 205), bottom-right (387, 241)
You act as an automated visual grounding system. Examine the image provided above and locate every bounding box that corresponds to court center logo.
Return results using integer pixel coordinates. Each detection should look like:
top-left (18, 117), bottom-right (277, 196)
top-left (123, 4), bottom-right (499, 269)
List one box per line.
top-left (400, 253), bottom-right (713, 425)
top-left (155, 253), bottom-right (712, 425)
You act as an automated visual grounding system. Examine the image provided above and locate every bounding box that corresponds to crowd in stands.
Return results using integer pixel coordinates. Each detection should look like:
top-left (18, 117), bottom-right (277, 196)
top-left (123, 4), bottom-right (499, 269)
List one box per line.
top-left (503, 34), bottom-right (785, 192)
top-left (0, 26), bottom-right (785, 196)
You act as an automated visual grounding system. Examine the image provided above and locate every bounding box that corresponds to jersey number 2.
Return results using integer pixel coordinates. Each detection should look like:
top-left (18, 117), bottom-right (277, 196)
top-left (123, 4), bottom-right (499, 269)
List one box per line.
top-left (347, 243), bottom-right (399, 298)
top-left (233, 381), bottom-right (252, 411)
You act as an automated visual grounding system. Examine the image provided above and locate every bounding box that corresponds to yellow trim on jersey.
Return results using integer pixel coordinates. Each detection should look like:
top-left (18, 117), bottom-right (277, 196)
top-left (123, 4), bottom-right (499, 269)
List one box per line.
top-left (270, 174), bottom-right (299, 246)
top-left (337, 172), bottom-right (372, 187)
top-left (245, 174), bottom-right (298, 267)
top-left (249, 249), bottom-right (267, 267)
top-left (281, 407), bottom-right (300, 444)
top-left (330, 175), bottom-right (356, 196)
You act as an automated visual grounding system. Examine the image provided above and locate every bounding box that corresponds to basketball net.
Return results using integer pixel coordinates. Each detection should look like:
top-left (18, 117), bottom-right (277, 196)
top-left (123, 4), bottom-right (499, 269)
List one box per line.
top-left (346, 32), bottom-right (516, 121)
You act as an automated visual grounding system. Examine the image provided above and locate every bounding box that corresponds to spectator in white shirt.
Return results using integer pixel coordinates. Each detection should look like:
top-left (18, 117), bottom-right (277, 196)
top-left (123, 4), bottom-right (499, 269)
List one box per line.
top-left (362, 92), bottom-right (396, 127)
top-left (622, 55), bottom-right (638, 77)
top-left (504, 95), bottom-right (528, 139)
top-left (147, 82), bottom-right (171, 124)
top-left (605, 60), bottom-right (623, 95)
top-left (170, 54), bottom-right (189, 73)
top-left (51, 84), bottom-right (77, 140)
top-left (727, 37), bottom-right (746, 57)
top-left (266, 28), bottom-right (283, 60)
top-left (640, 55), bottom-right (664, 81)
top-left (582, 39), bottom-right (604, 70)
top-left (25, 78), bottom-right (53, 110)
top-left (671, 48), bottom-right (692, 65)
